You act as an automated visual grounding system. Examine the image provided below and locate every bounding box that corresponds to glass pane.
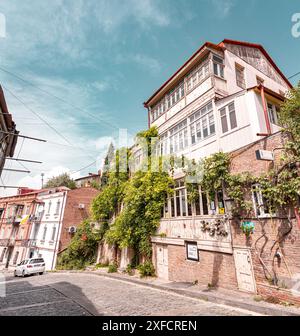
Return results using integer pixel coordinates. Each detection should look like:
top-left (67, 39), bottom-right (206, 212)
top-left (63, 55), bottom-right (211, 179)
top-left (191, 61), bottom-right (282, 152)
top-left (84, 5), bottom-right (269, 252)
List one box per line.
top-left (171, 197), bottom-right (175, 217)
top-left (181, 190), bottom-right (187, 216)
top-left (176, 191), bottom-right (181, 217)
top-left (202, 193), bottom-right (209, 215)
top-left (221, 115), bottom-right (228, 133)
top-left (213, 63), bottom-right (219, 76)
top-left (195, 192), bottom-right (201, 215)
top-left (229, 108), bottom-right (237, 129)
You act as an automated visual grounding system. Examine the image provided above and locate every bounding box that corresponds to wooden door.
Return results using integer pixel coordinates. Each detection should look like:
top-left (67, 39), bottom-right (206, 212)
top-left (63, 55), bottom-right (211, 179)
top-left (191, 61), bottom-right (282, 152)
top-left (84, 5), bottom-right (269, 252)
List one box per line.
top-left (156, 245), bottom-right (169, 280)
top-left (233, 248), bottom-right (256, 293)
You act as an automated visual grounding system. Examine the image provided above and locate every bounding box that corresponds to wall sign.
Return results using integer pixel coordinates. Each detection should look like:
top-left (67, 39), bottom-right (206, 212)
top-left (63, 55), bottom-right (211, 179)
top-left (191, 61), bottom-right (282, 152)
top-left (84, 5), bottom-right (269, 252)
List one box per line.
top-left (186, 241), bottom-right (199, 261)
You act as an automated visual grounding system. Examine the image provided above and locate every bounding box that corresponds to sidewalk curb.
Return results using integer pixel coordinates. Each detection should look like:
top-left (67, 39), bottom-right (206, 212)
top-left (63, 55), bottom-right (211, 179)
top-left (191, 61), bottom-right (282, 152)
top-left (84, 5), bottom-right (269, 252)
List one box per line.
top-left (54, 270), bottom-right (300, 316)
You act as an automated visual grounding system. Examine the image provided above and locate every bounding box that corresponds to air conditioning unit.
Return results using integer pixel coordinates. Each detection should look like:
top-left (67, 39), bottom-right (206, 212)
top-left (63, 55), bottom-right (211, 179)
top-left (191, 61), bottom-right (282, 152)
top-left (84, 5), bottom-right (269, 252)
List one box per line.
top-left (78, 204), bottom-right (85, 209)
top-left (68, 226), bottom-right (77, 234)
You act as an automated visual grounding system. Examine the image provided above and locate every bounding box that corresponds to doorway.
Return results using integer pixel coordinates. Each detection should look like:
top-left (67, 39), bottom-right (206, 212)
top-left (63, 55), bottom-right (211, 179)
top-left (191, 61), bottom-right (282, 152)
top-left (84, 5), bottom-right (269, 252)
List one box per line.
top-left (156, 244), bottom-right (168, 280)
top-left (233, 248), bottom-right (256, 293)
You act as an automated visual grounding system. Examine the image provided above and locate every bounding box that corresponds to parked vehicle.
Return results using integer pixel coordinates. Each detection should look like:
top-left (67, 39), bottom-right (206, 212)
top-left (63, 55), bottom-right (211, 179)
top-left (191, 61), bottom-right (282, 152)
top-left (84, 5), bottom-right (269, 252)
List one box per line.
top-left (14, 258), bottom-right (45, 277)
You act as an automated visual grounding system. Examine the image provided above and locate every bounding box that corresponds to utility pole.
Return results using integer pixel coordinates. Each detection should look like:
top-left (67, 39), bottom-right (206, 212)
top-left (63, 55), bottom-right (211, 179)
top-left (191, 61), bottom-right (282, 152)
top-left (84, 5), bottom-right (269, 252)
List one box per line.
top-left (41, 173), bottom-right (44, 189)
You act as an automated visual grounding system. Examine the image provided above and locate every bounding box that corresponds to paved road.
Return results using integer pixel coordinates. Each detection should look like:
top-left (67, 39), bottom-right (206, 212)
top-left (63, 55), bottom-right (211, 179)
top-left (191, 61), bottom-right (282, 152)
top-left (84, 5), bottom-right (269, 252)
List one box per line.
top-left (0, 272), bottom-right (261, 316)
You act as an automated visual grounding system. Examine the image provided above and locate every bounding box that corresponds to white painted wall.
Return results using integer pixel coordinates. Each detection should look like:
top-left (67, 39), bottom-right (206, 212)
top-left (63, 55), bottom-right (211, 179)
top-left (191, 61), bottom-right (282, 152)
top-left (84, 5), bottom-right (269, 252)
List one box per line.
top-left (29, 190), bottom-right (68, 270)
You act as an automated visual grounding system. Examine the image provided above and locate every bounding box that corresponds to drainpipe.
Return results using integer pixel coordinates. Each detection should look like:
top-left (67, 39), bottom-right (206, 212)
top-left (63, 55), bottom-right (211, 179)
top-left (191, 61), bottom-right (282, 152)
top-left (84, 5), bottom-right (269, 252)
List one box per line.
top-left (144, 103), bottom-right (150, 129)
top-left (51, 191), bottom-right (67, 270)
top-left (260, 85), bottom-right (271, 135)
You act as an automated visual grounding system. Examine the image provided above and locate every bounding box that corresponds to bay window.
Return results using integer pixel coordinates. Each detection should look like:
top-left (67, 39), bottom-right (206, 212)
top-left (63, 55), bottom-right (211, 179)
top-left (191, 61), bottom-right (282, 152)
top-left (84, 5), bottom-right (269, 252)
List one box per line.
top-left (163, 181), bottom-right (225, 218)
top-left (169, 120), bottom-right (188, 154)
top-left (213, 55), bottom-right (224, 78)
top-left (267, 102), bottom-right (280, 125)
top-left (190, 101), bottom-right (215, 145)
top-left (219, 102), bottom-right (237, 134)
top-left (235, 63), bottom-right (246, 89)
top-left (186, 58), bottom-right (210, 92)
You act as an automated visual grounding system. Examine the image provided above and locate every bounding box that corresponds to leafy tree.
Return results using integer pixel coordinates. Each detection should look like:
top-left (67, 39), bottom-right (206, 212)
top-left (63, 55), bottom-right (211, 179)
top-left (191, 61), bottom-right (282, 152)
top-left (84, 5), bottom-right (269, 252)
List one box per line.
top-left (101, 142), bottom-right (115, 187)
top-left (56, 220), bottom-right (99, 270)
top-left (45, 173), bottom-right (76, 189)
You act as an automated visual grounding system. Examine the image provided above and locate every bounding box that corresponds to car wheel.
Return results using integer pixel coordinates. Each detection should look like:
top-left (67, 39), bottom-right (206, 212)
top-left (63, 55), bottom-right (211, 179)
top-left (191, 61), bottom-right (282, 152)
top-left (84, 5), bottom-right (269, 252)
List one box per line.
top-left (14, 271), bottom-right (18, 277)
top-left (22, 270), bottom-right (26, 277)
top-left (39, 272), bottom-right (44, 276)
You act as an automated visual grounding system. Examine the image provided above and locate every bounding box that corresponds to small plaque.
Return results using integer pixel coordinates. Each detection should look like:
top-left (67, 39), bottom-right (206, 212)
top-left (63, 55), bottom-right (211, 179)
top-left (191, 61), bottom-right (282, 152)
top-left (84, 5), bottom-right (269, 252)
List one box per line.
top-left (186, 241), bottom-right (199, 261)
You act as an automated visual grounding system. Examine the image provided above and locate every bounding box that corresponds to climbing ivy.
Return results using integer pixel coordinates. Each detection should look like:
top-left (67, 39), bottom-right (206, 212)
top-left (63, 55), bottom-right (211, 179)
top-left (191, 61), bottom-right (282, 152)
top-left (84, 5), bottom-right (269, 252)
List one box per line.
top-left (104, 127), bottom-right (173, 260)
top-left (56, 220), bottom-right (100, 270)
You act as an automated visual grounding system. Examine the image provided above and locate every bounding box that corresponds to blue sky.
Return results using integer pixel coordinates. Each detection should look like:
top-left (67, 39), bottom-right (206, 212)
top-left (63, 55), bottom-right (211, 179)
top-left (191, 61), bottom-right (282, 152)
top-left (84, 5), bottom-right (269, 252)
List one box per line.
top-left (0, 0), bottom-right (299, 194)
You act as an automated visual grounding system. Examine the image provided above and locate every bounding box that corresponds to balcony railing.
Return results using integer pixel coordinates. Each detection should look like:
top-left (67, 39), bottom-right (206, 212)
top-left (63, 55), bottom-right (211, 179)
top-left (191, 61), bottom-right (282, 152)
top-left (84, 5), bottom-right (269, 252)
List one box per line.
top-left (5, 216), bottom-right (22, 225)
top-left (0, 239), bottom-right (9, 247)
top-left (21, 239), bottom-right (38, 248)
top-left (30, 213), bottom-right (44, 223)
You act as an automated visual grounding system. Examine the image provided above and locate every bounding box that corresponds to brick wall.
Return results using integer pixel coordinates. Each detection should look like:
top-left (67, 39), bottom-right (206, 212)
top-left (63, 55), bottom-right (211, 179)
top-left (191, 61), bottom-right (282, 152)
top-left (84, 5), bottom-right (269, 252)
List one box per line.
top-left (167, 244), bottom-right (238, 290)
top-left (59, 187), bottom-right (99, 252)
top-left (229, 132), bottom-right (300, 304)
top-left (230, 131), bottom-right (286, 177)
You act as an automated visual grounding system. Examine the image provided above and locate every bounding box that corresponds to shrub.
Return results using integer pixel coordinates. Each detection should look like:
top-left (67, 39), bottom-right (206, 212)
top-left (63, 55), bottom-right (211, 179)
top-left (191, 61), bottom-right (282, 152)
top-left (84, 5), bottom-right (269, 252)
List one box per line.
top-left (107, 263), bottom-right (118, 273)
top-left (137, 261), bottom-right (155, 278)
top-left (95, 262), bottom-right (109, 269)
top-left (125, 263), bottom-right (134, 276)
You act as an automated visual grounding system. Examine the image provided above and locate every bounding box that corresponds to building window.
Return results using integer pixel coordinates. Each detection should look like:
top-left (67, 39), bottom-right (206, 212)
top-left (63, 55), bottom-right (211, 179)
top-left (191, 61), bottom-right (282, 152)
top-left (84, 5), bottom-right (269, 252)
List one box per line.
top-left (0, 248), bottom-right (6, 262)
top-left (167, 81), bottom-right (185, 110)
top-left (169, 119), bottom-right (188, 154)
top-left (150, 81), bottom-right (185, 122)
top-left (42, 226), bottom-right (47, 241)
top-left (165, 179), bottom-right (192, 218)
top-left (194, 188), bottom-right (209, 216)
top-left (235, 64), bottom-right (246, 89)
top-left (13, 251), bottom-right (19, 265)
top-left (267, 103), bottom-right (280, 125)
top-left (190, 101), bottom-right (215, 145)
top-left (186, 58), bottom-right (210, 92)
top-left (51, 226), bottom-right (56, 241)
top-left (252, 184), bottom-right (274, 217)
top-left (256, 76), bottom-right (264, 86)
top-left (47, 201), bottom-right (52, 214)
top-left (212, 55), bottom-right (224, 78)
top-left (219, 102), bottom-right (237, 134)
top-left (150, 98), bottom-right (166, 122)
top-left (55, 201), bottom-right (61, 215)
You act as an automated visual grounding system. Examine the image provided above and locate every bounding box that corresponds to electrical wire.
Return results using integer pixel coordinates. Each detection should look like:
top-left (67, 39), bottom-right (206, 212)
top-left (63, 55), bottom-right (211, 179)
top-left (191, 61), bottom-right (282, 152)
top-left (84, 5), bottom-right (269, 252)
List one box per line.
top-left (0, 66), bottom-right (119, 131)
top-left (288, 71), bottom-right (300, 80)
top-left (3, 85), bottom-right (73, 146)
top-left (2, 85), bottom-right (98, 163)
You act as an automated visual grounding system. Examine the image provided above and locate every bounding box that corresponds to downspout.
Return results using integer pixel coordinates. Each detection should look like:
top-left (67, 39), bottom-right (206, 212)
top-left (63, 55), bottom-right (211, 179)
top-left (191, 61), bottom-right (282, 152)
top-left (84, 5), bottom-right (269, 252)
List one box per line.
top-left (24, 199), bottom-right (37, 260)
top-left (260, 85), bottom-right (271, 135)
top-left (51, 191), bottom-right (67, 270)
top-left (144, 103), bottom-right (150, 129)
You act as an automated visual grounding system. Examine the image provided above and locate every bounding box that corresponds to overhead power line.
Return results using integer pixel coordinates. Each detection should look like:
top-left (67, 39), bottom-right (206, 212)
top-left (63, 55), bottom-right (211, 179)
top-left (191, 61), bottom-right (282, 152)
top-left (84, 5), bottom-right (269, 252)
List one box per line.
top-left (2, 85), bottom-right (97, 162)
top-left (3, 85), bottom-right (73, 146)
top-left (0, 66), bottom-right (118, 131)
top-left (288, 71), bottom-right (300, 80)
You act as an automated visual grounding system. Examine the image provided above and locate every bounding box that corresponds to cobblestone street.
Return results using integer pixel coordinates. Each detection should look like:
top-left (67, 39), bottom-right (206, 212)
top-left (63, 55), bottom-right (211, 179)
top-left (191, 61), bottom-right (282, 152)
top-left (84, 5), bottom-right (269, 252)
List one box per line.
top-left (0, 272), bottom-right (263, 316)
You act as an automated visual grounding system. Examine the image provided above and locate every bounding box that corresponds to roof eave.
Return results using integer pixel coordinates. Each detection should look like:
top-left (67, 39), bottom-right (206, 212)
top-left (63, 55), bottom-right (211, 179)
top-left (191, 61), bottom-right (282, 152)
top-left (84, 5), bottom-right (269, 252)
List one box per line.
top-left (143, 42), bottom-right (224, 108)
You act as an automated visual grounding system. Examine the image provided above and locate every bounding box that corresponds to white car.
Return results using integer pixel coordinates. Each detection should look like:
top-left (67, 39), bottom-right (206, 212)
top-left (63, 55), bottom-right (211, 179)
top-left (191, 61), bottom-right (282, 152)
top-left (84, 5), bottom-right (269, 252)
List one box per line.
top-left (14, 258), bottom-right (46, 277)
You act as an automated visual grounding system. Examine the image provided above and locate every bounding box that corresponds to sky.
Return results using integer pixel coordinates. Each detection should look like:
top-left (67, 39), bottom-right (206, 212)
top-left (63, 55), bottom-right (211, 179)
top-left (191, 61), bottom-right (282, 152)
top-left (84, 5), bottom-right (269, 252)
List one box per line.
top-left (0, 0), bottom-right (299, 195)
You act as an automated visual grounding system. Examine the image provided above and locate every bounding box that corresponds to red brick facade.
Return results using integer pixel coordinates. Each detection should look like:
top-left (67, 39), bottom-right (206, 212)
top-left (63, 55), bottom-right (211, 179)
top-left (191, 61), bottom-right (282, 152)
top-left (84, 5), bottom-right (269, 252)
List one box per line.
top-left (167, 245), bottom-right (238, 290)
top-left (157, 132), bottom-right (300, 305)
top-left (59, 187), bottom-right (99, 252)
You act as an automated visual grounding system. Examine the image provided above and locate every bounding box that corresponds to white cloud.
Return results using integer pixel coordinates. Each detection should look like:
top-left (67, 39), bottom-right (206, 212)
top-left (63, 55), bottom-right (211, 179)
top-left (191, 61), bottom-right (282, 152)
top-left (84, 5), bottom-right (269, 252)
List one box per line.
top-left (94, 0), bottom-right (170, 34)
top-left (212, 0), bottom-right (235, 18)
top-left (115, 53), bottom-right (161, 74)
